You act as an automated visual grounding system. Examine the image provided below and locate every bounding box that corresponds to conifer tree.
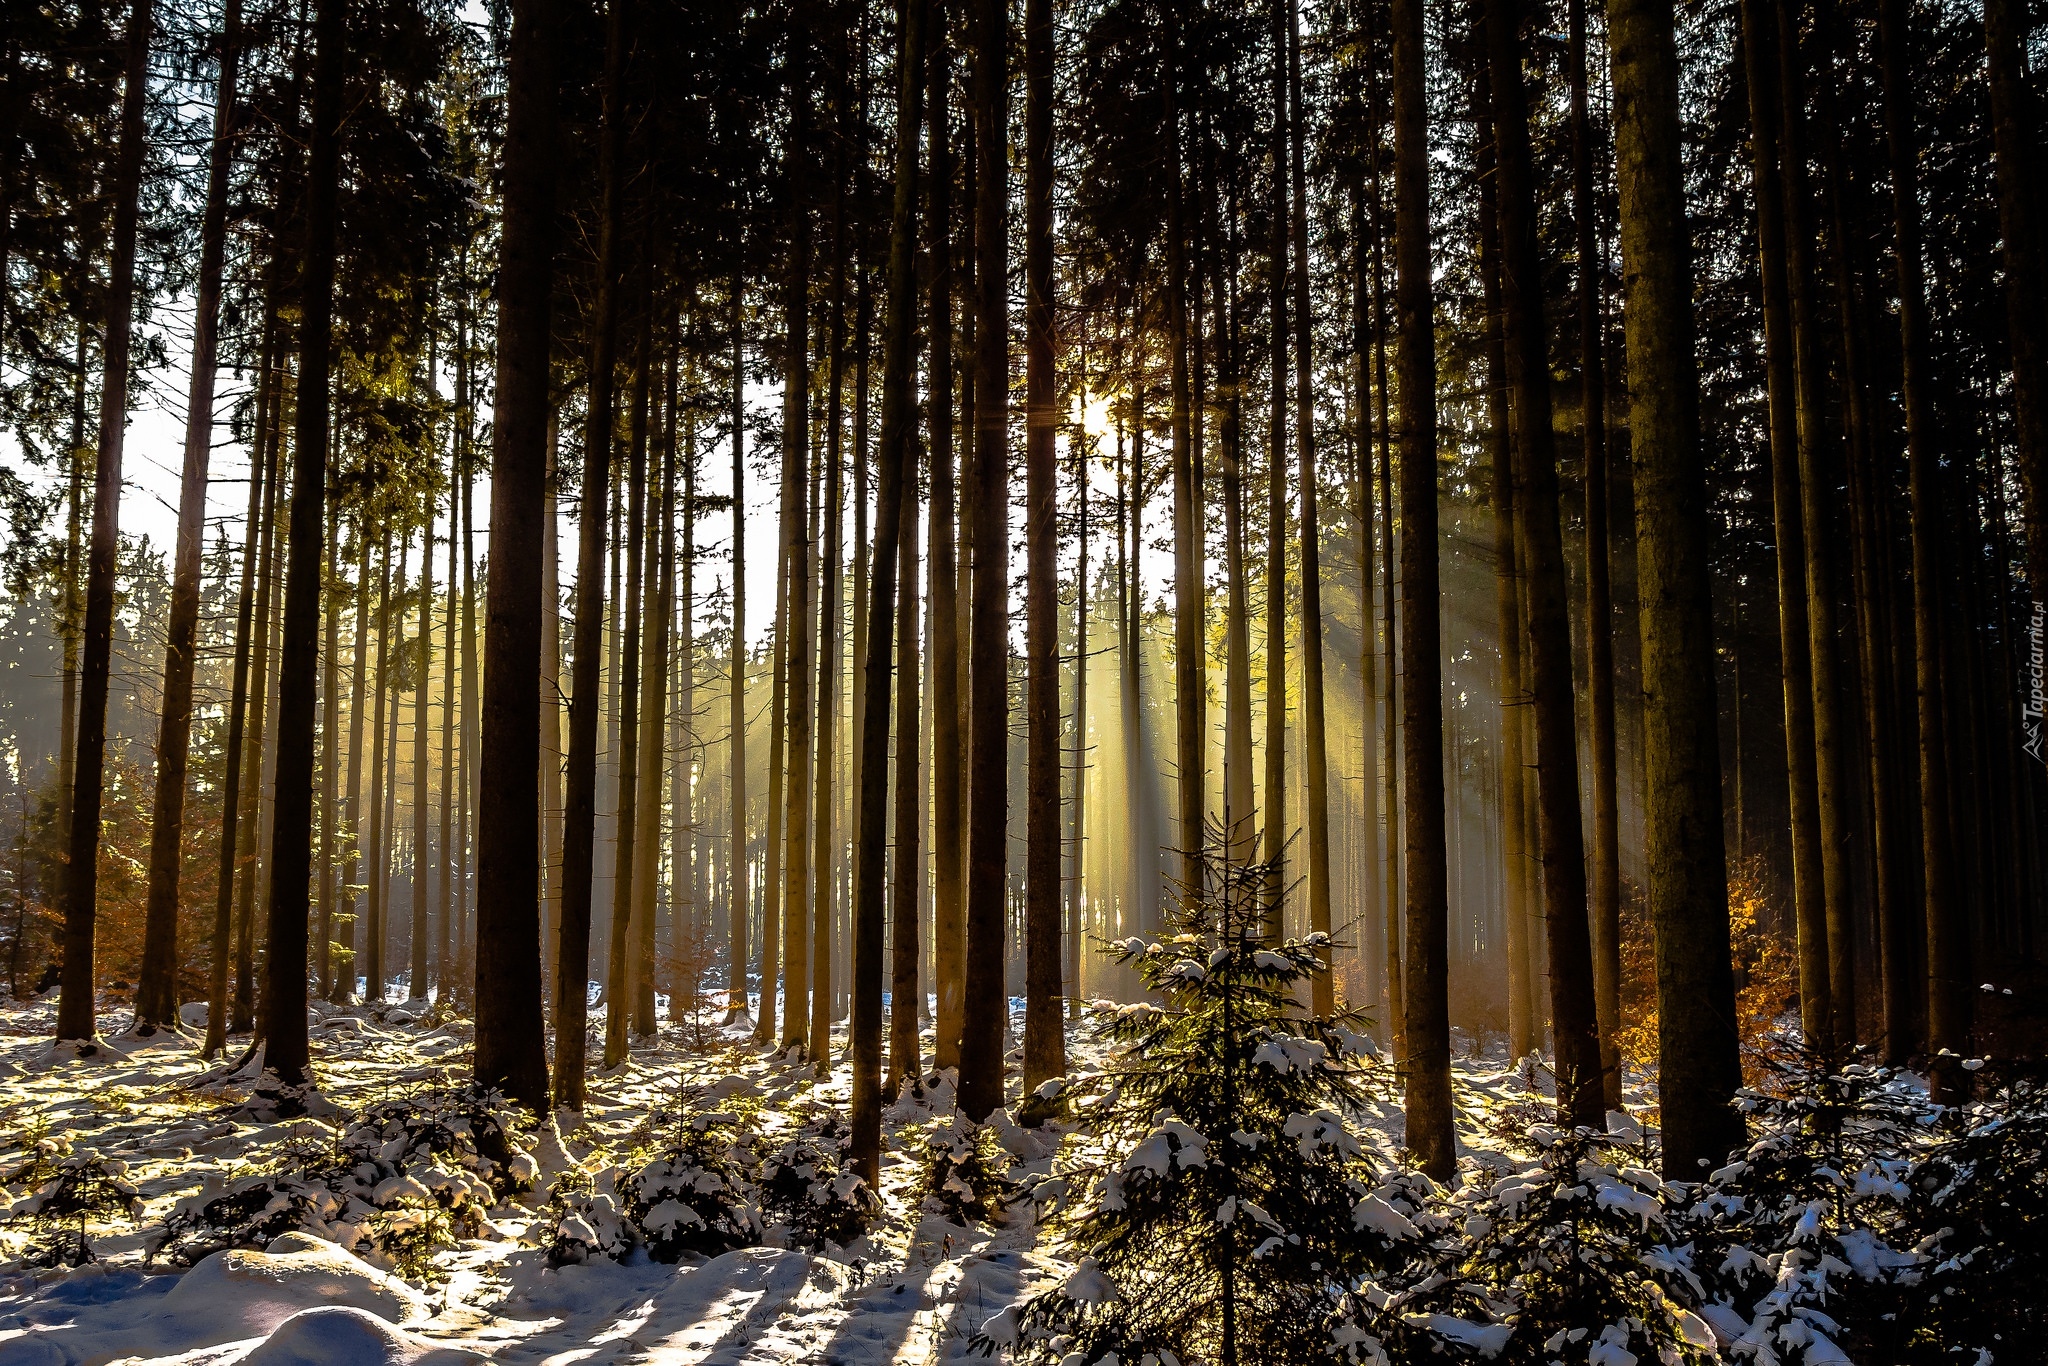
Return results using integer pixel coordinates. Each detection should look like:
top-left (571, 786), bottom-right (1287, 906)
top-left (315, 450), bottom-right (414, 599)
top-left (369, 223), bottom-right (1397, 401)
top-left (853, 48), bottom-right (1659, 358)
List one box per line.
top-left (1002, 831), bottom-right (1407, 1366)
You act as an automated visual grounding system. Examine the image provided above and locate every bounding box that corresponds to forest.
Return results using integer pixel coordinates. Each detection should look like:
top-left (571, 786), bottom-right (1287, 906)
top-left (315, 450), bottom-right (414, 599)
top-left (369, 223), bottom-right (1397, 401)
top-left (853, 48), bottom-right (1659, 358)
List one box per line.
top-left (0, 0), bottom-right (2045, 1355)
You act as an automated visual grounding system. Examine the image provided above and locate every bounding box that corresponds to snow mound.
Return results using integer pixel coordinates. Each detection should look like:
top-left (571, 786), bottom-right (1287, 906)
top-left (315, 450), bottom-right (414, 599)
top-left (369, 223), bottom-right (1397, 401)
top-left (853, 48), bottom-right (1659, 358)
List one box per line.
top-left (241, 1307), bottom-right (480, 1366)
top-left (163, 1233), bottom-right (428, 1330)
top-left (0, 1234), bottom-right (426, 1366)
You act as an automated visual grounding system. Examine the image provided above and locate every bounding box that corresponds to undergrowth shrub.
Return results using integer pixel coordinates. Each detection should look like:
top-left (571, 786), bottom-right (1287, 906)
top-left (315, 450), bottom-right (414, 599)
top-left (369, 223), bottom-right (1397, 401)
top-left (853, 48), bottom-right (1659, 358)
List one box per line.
top-left (996, 829), bottom-right (1406, 1366)
top-left (758, 1114), bottom-right (880, 1252)
top-left (1680, 1054), bottom-right (1927, 1361)
top-left (604, 1113), bottom-right (764, 1262)
top-left (1885, 1076), bottom-right (2048, 1362)
top-left (912, 1117), bottom-right (1018, 1226)
top-left (1342, 1128), bottom-right (1719, 1366)
top-left (149, 1085), bottom-right (536, 1280)
top-left (1, 1130), bottom-right (142, 1268)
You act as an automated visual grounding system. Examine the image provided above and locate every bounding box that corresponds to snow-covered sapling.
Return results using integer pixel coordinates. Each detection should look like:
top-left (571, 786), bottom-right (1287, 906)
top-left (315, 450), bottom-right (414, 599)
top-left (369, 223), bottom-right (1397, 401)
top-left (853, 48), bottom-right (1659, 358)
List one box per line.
top-left (996, 829), bottom-right (1404, 1366)
top-left (3, 1130), bottom-right (142, 1268)
top-left (1342, 1127), bottom-right (1720, 1366)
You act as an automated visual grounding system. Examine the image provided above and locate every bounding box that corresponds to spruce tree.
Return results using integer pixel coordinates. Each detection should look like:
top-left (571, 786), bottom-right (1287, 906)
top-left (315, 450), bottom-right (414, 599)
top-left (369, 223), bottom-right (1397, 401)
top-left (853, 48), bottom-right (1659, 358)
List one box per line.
top-left (998, 830), bottom-right (1410, 1366)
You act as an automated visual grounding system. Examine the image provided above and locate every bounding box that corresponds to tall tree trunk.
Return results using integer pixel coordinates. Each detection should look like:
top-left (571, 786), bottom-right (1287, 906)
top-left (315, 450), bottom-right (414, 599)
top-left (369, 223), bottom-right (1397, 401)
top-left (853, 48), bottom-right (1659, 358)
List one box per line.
top-left (677, 399), bottom-right (699, 1023)
top-left (813, 197), bottom-right (848, 1060)
top-left (260, 0), bottom-right (344, 1086)
top-left (1391, 0), bottom-right (1454, 1179)
top-left (554, 0), bottom-right (626, 1112)
top-left (1608, 0), bottom-right (1743, 1175)
top-left (606, 310), bottom-right (653, 1067)
top-left (1986, 0), bottom-right (2048, 627)
top-left (957, 0), bottom-right (1008, 1124)
top-left (473, 0), bottom-right (560, 1114)
top-left (1908, 27), bottom-right (1959, 1088)
top-left (205, 323), bottom-right (275, 1056)
top-left (852, 0), bottom-right (926, 1181)
top-left (1262, 0), bottom-right (1289, 937)
top-left (728, 283), bottom-right (751, 1022)
top-left (1484, 0), bottom-right (1604, 1129)
top-left (340, 520), bottom-right (369, 1006)
top-left (318, 492), bottom-right (340, 1000)
top-left (927, 1), bottom-right (966, 1071)
top-left (1473, 75), bottom-right (1534, 1063)
top-left (438, 462), bottom-right (459, 999)
top-left (458, 432), bottom-right (481, 997)
top-left (539, 417), bottom-right (562, 994)
top-left (758, 414), bottom-right (792, 1046)
top-left (1353, 19), bottom-right (1403, 1045)
top-left (779, 105), bottom-right (817, 1054)
top-left (1288, 0), bottom-right (1334, 1008)
top-left (1772, 0), bottom-right (1856, 1050)
top-left (1021, 0), bottom-right (1063, 1093)
top-left (1739, 0), bottom-right (1829, 1044)
top-left (1347, 170), bottom-right (1384, 1024)
top-left (1569, 0), bottom-right (1622, 1110)
top-left (58, 345), bottom-right (84, 856)
top-left (1168, 36), bottom-right (1202, 904)
top-left (1217, 146), bottom-right (1257, 882)
top-left (236, 396), bottom-right (285, 1032)
top-left (411, 488), bottom-right (435, 997)
top-left (57, 0), bottom-right (155, 1043)
top-left (1875, 0), bottom-right (1936, 1066)
top-left (632, 352), bottom-right (674, 1038)
top-left (888, 416), bottom-right (922, 1084)
top-left (137, 0), bottom-right (243, 1029)
top-left (369, 532), bottom-right (404, 1005)
top-left (1070, 409), bottom-right (1090, 1010)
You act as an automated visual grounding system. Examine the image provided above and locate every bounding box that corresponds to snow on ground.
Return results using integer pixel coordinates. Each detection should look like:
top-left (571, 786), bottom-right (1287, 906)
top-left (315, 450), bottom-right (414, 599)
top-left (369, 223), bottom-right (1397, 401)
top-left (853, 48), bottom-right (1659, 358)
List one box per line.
top-left (0, 994), bottom-right (1585, 1366)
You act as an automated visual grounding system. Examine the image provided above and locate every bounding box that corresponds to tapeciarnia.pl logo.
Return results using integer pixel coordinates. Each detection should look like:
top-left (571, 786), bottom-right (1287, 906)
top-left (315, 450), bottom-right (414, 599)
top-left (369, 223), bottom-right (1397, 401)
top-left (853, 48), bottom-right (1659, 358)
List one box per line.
top-left (2027, 600), bottom-right (2045, 763)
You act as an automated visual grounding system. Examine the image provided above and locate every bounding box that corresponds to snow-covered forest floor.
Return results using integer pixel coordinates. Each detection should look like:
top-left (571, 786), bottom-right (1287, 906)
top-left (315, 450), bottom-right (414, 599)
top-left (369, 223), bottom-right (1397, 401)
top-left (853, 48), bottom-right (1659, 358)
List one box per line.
top-left (0, 983), bottom-right (2034, 1366)
top-left (0, 992), bottom-right (1569, 1366)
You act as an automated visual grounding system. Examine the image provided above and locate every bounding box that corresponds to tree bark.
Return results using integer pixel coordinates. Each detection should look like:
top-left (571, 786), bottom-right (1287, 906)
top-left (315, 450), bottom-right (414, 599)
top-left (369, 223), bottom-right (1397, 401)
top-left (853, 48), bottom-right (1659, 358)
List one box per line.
top-left (1569, 0), bottom-right (1622, 1110)
top-left (888, 418), bottom-right (922, 1085)
top-left (1875, 0), bottom-right (1938, 1067)
top-left (411, 487), bottom-right (435, 997)
top-left (57, 0), bottom-right (155, 1043)
top-left (137, 0), bottom-right (243, 1029)
top-left (1288, 0), bottom-right (1334, 1008)
top-left (1167, 32), bottom-right (1202, 907)
top-left (368, 531), bottom-right (403, 1006)
top-left (1739, 0), bottom-right (1828, 1045)
top-left (1484, 0), bottom-right (1604, 1129)
top-left (1262, 0), bottom-right (1288, 938)
top-left (554, 0), bottom-right (626, 1112)
top-left (318, 493), bottom-right (340, 1001)
top-left (474, 0), bottom-right (560, 1115)
top-left (852, 0), bottom-right (926, 1181)
top-left (1473, 73), bottom-right (1534, 1063)
top-left (1608, 0), bottom-right (1743, 1175)
top-left (957, 0), bottom-right (1008, 1124)
top-left (631, 351), bottom-right (674, 1038)
top-left (260, 0), bottom-right (345, 1087)
top-left (206, 323), bottom-right (274, 1056)
top-left (237, 393), bottom-right (285, 1031)
top-left (1392, 0), bottom-right (1453, 1179)
top-left (606, 308), bottom-right (653, 1067)
top-left (1022, 0), bottom-right (1063, 1094)
top-left (439, 458), bottom-right (459, 999)
top-left (813, 187), bottom-right (848, 1060)
top-left (728, 282), bottom-right (752, 1022)
top-left (1986, 0), bottom-right (2048, 628)
top-left (927, 1), bottom-right (966, 1071)
top-left (1772, 0), bottom-right (1856, 1050)
top-left (779, 105), bottom-right (816, 1054)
